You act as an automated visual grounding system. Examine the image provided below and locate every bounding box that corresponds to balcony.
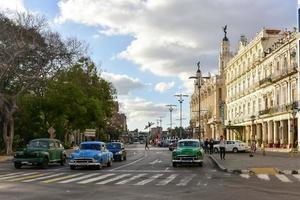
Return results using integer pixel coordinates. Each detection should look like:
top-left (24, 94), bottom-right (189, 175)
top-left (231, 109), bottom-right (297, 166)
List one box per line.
top-left (259, 76), bottom-right (272, 86)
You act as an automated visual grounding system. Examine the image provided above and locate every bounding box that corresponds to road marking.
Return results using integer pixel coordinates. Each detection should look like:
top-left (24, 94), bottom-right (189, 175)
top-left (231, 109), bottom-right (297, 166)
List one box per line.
top-left (293, 174), bottom-right (300, 181)
top-left (257, 174), bottom-right (270, 181)
top-left (149, 159), bottom-right (162, 165)
top-left (9, 173), bottom-right (47, 182)
top-left (115, 174), bottom-right (146, 185)
top-left (111, 157), bottom-right (144, 170)
top-left (0, 172), bottom-right (24, 178)
top-left (23, 173), bottom-right (65, 183)
top-left (96, 174), bottom-right (131, 185)
top-left (156, 174), bottom-right (178, 186)
top-left (240, 174), bottom-right (250, 179)
top-left (77, 174), bottom-right (115, 184)
top-left (107, 169), bottom-right (174, 173)
top-left (0, 172), bottom-right (39, 180)
top-left (176, 174), bottom-right (196, 186)
top-left (134, 174), bottom-right (163, 185)
top-left (59, 173), bottom-right (99, 183)
top-left (42, 173), bottom-right (83, 183)
top-left (165, 167), bottom-right (170, 171)
top-left (275, 174), bottom-right (292, 183)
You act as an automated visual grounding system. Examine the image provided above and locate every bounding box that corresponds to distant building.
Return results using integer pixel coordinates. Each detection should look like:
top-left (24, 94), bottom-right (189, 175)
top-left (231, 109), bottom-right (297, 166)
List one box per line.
top-left (107, 101), bottom-right (128, 140)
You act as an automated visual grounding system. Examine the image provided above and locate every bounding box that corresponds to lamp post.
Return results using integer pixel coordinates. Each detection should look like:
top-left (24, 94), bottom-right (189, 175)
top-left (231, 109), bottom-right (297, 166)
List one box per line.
top-left (174, 94), bottom-right (188, 139)
top-left (166, 104), bottom-right (177, 137)
top-left (189, 61), bottom-right (209, 141)
top-left (228, 120), bottom-right (231, 140)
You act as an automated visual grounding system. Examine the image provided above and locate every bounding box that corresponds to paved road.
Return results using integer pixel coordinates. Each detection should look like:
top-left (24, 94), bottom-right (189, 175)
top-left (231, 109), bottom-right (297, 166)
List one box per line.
top-left (1, 144), bottom-right (300, 200)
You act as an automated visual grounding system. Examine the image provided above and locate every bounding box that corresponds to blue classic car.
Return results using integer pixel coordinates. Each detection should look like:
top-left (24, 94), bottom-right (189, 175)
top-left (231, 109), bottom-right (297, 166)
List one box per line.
top-left (106, 142), bottom-right (127, 161)
top-left (69, 141), bottom-right (113, 170)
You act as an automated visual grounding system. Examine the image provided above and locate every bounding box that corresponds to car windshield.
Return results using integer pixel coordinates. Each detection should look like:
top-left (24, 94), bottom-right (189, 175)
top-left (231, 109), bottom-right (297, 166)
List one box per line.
top-left (178, 141), bottom-right (199, 148)
top-left (28, 140), bottom-right (49, 148)
top-left (107, 143), bottom-right (121, 149)
top-left (80, 143), bottom-right (101, 150)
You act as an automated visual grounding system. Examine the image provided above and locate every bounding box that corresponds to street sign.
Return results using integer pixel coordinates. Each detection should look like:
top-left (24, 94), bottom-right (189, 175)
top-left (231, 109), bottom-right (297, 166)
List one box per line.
top-left (84, 129), bottom-right (96, 137)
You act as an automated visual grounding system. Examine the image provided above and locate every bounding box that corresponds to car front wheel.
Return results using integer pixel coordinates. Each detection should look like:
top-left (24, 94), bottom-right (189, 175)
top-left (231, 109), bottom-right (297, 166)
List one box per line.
top-left (70, 165), bottom-right (76, 170)
top-left (172, 162), bottom-right (177, 167)
top-left (214, 148), bottom-right (219, 153)
top-left (233, 148), bottom-right (239, 153)
top-left (107, 159), bottom-right (112, 167)
top-left (41, 158), bottom-right (49, 169)
top-left (14, 162), bottom-right (22, 169)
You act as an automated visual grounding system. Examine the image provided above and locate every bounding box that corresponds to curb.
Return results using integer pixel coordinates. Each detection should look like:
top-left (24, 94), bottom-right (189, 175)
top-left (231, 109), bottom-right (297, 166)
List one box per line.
top-left (208, 155), bottom-right (300, 175)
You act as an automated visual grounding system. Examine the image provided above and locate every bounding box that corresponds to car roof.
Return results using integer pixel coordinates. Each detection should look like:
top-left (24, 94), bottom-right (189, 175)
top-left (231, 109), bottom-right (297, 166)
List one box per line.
top-left (178, 139), bottom-right (199, 142)
top-left (31, 138), bottom-right (60, 142)
top-left (107, 142), bottom-right (122, 144)
top-left (80, 141), bottom-right (105, 145)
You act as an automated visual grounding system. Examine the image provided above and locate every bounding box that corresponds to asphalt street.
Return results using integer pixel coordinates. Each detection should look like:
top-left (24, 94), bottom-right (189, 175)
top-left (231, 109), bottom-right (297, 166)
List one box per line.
top-left (0, 144), bottom-right (300, 200)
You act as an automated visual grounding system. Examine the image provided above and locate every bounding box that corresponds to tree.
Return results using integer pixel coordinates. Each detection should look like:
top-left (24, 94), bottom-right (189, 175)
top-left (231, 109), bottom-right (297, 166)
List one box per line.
top-left (0, 12), bottom-right (84, 154)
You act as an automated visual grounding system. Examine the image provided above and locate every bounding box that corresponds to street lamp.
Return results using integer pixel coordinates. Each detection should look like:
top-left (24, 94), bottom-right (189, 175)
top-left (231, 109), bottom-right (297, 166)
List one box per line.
top-left (189, 61), bottom-right (209, 141)
top-left (166, 104), bottom-right (177, 137)
top-left (174, 94), bottom-right (188, 139)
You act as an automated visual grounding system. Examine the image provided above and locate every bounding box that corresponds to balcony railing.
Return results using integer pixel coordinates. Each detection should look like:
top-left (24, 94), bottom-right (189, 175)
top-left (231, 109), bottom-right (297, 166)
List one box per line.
top-left (259, 76), bottom-right (272, 85)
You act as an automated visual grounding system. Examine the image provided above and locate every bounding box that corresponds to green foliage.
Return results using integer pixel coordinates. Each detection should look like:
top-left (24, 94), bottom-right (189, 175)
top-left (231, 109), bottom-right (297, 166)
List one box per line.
top-left (14, 57), bottom-right (116, 145)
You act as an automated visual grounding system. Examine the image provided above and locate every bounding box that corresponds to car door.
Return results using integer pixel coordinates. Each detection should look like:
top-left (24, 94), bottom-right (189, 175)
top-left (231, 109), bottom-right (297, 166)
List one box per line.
top-left (54, 141), bottom-right (63, 161)
top-left (226, 141), bottom-right (233, 151)
top-left (48, 141), bottom-right (56, 161)
top-left (101, 144), bottom-right (108, 164)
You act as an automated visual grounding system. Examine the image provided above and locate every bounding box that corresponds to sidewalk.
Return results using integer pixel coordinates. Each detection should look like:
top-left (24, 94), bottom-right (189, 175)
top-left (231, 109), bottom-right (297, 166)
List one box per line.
top-left (209, 150), bottom-right (300, 174)
top-left (0, 156), bottom-right (13, 162)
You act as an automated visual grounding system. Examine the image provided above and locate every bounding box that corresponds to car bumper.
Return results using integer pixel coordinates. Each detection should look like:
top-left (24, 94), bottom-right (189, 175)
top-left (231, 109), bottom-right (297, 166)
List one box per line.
top-left (172, 159), bottom-right (203, 163)
top-left (14, 158), bottom-right (44, 164)
top-left (69, 162), bottom-right (101, 166)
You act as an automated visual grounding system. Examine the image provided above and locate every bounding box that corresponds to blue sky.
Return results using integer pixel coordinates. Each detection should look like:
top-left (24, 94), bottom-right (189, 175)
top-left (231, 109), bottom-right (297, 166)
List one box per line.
top-left (0, 0), bottom-right (297, 131)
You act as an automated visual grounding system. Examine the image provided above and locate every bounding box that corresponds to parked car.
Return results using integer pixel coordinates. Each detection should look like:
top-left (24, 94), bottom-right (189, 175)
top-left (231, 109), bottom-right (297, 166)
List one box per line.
top-left (214, 140), bottom-right (250, 153)
top-left (13, 138), bottom-right (66, 169)
top-left (168, 139), bottom-right (178, 151)
top-left (106, 142), bottom-right (127, 161)
top-left (172, 139), bottom-right (204, 167)
top-left (69, 141), bottom-right (113, 170)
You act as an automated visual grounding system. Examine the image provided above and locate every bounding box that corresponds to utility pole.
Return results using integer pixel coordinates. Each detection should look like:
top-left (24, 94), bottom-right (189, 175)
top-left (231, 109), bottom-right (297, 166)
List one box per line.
top-left (174, 94), bottom-right (188, 139)
top-left (166, 104), bottom-right (177, 137)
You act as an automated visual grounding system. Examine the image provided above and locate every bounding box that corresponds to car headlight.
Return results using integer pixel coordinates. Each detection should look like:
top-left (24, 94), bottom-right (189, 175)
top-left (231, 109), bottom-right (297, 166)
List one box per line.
top-left (116, 151), bottom-right (122, 155)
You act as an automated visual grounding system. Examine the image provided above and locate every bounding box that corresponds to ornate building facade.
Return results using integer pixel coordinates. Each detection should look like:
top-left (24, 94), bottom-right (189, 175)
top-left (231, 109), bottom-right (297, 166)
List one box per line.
top-left (190, 32), bottom-right (232, 140)
top-left (225, 28), bottom-right (298, 148)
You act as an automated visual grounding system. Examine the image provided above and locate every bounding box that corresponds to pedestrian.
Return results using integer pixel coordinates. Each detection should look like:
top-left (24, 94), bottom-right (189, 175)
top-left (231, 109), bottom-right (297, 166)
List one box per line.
top-left (204, 138), bottom-right (209, 154)
top-left (219, 135), bottom-right (226, 160)
top-left (145, 139), bottom-right (150, 150)
top-left (209, 138), bottom-right (214, 154)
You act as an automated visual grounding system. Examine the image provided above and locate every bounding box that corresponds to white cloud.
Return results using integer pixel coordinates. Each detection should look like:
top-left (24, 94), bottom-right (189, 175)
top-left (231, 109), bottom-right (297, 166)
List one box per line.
top-left (55, 0), bottom-right (294, 93)
top-left (118, 97), bottom-right (169, 130)
top-left (154, 81), bottom-right (175, 93)
top-left (0, 0), bottom-right (25, 12)
top-left (101, 72), bottom-right (144, 95)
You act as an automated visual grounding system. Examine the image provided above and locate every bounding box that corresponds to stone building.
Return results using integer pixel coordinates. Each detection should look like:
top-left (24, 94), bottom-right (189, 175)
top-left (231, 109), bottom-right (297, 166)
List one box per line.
top-left (225, 28), bottom-right (298, 148)
top-left (190, 30), bottom-right (232, 140)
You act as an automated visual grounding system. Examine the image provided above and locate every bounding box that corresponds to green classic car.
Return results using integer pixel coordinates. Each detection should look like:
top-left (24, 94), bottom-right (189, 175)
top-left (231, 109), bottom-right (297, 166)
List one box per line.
top-left (13, 138), bottom-right (66, 169)
top-left (172, 139), bottom-right (204, 167)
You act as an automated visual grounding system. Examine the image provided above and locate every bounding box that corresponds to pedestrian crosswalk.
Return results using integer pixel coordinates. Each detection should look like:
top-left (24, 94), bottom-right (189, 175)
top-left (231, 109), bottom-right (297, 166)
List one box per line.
top-left (1, 171), bottom-right (299, 186)
top-left (240, 173), bottom-right (300, 183)
top-left (0, 171), bottom-right (203, 187)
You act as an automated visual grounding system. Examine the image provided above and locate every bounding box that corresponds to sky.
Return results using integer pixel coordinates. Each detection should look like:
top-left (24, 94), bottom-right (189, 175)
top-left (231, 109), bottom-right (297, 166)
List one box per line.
top-left (0, 0), bottom-right (297, 131)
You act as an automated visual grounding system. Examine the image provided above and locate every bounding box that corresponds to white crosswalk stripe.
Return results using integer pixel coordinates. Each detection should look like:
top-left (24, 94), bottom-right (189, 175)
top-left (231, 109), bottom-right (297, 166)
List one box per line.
top-left (134, 174), bottom-right (163, 185)
top-left (240, 174), bottom-right (250, 179)
top-left (0, 172), bottom-right (39, 180)
top-left (115, 173), bottom-right (146, 185)
top-left (156, 174), bottom-right (178, 186)
top-left (23, 173), bottom-right (65, 183)
top-left (59, 173), bottom-right (99, 183)
top-left (96, 174), bottom-right (131, 185)
top-left (176, 174), bottom-right (196, 186)
top-left (257, 174), bottom-right (270, 181)
top-left (292, 174), bottom-right (300, 181)
top-left (0, 172), bottom-right (24, 178)
top-left (77, 173), bottom-right (115, 184)
top-left (275, 174), bottom-right (292, 183)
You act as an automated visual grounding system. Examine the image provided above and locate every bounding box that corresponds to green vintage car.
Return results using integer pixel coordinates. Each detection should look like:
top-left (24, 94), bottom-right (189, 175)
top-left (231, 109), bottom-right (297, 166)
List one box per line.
top-left (172, 139), bottom-right (204, 167)
top-left (13, 138), bottom-right (66, 169)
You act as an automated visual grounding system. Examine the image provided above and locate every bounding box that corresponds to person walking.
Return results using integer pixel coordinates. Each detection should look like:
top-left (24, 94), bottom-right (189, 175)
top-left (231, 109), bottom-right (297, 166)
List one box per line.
top-left (204, 138), bottom-right (209, 154)
top-left (145, 138), bottom-right (150, 150)
top-left (219, 135), bottom-right (226, 160)
top-left (209, 138), bottom-right (214, 154)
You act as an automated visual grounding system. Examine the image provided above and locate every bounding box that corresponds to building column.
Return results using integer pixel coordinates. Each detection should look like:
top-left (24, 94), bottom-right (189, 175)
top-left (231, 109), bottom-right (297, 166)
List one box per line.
top-left (288, 118), bottom-right (293, 149)
top-left (246, 125), bottom-right (250, 145)
top-left (262, 122), bottom-right (267, 145)
top-left (268, 120), bottom-right (274, 147)
top-left (256, 123), bottom-right (262, 147)
top-left (274, 121), bottom-right (279, 147)
top-left (281, 120), bottom-right (288, 148)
